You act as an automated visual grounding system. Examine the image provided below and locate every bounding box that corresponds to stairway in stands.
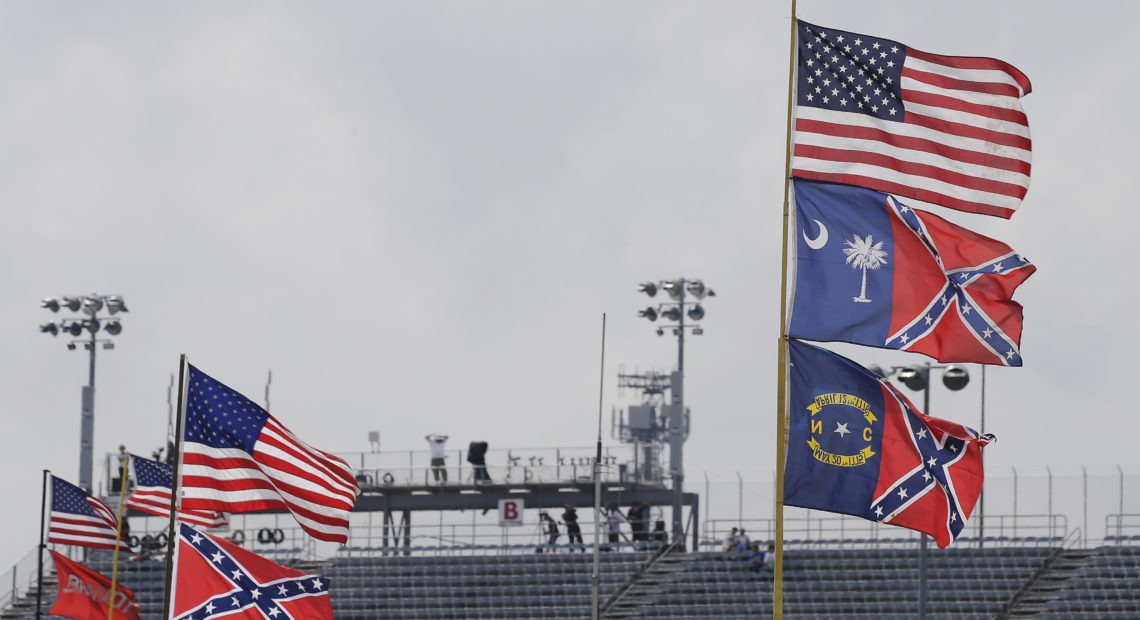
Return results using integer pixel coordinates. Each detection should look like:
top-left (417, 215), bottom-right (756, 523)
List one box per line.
top-left (1002, 546), bottom-right (1098, 617)
top-left (601, 546), bottom-right (693, 619)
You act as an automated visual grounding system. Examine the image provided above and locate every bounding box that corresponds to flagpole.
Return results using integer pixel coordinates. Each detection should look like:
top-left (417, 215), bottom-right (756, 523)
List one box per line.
top-left (774, 1), bottom-right (798, 617)
top-left (35, 469), bottom-right (48, 620)
top-left (162, 354), bottom-right (189, 620)
top-left (591, 313), bottom-right (606, 620)
top-left (108, 455), bottom-right (131, 620)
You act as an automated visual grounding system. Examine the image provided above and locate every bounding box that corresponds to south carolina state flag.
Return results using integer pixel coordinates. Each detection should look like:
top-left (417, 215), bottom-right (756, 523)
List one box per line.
top-left (789, 179), bottom-right (1035, 366)
top-left (172, 523), bottom-right (333, 620)
top-left (784, 339), bottom-right (993, 548)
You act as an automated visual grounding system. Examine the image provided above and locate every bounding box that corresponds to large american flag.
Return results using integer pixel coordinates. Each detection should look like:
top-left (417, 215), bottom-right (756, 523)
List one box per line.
top-left (792, 20), bottom-right (1032, 219)
top-left (180, 365), bottom-right (359, 543)
top-left (48, 475), bottom-right (130, 551)
top-left (128, 454), bottom-right (228, 529)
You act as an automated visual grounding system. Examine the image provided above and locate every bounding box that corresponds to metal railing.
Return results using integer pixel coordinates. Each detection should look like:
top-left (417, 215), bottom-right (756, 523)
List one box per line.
top-left (0, 546), bottom-right (44, 611)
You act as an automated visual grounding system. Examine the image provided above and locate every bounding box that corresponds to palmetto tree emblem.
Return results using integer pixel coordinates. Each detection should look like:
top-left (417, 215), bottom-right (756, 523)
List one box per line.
top-left (843, 234), bottom-right (888, 303)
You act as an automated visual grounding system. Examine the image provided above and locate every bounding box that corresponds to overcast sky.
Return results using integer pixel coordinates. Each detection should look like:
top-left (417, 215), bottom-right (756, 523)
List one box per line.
top-left (1, 1), bottom-right (1134, 566)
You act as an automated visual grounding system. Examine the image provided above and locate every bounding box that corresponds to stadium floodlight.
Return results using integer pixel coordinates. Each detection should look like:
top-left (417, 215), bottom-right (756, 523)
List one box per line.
top-left (638, 307), bottom-right (658, 322)
top-left (942, 366), bottom-right (970, 391)
top-left (633, 278), bottom-right (713, 548)
top-left (896, 367), bottom-right (927, 392)
top-left (637, 282), bottom-right (658, 298)
top-left (81, 296), bottom-right (104, 315)
top-left (39, 293), bottom-right (128, 494)
top-left (685, 280), bottom-right (716, 299)
top-left (104, 295), bottom-right (128, 314)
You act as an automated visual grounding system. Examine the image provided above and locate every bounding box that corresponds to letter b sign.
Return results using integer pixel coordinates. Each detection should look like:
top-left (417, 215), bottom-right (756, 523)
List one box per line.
top-left (499, 499), bottom-right (524, 527)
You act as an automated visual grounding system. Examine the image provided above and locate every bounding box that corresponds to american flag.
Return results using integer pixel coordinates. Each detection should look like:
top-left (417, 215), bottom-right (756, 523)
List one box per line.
top-left (48, 475), bottom-right (130, 551)
top-left (792, 20), bottom-right (1032, 219)
top-left (180, 365), bottom-right (359, 543)
top-left (127, 454), bottom-right (228, 529)
top-left (172, 523), bottom-right (333, 620)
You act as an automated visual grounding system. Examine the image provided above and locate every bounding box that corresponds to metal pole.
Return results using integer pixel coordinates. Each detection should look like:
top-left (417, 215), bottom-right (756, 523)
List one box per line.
top-left (703, 473), bottom-right (710, 542)
top-left (1119, 464), bottom-right (1124, 539)
top-left (978, 365), bottom-right (985, 548)
top-left (669, 281), bottom-right (686, 547)
top-left (1047, 465), bottom-right (1053, 538)
top-left (1012, 466), bottom-right (1019, 538)
top-left (1083, 465), bottom-right (1088, 548)
top-left (591, 314), bottom-right (606, 620)
top-left (36, 470), bottom-right (48, 620)
top-left (737, 471), bottom-right (743, 527)
top-left (79, 329), bottom-right (97, 493)
top-left (918, 364), bottom-right (930, 620)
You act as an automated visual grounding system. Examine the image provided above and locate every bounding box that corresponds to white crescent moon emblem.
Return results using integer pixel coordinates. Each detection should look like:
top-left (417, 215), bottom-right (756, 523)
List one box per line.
top-left (803, 219), bottom-right (828, 250)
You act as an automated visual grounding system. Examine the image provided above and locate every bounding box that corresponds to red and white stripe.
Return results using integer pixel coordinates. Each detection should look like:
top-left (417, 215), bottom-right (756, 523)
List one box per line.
top-left (180, 417), bottom-right (359, 543)
top-left (127, 488), bottom-right (228, 529)
top-left (49, 498), bottom-right (129, 551)
top-left (793, 42), bottom-right (1033, 218)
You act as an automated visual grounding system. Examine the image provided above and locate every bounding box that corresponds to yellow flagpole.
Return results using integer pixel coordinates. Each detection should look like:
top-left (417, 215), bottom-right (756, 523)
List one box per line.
top-left (108, 454), bottom-right (131, 619)
top-left (774, 0), bottom-right (798, 618)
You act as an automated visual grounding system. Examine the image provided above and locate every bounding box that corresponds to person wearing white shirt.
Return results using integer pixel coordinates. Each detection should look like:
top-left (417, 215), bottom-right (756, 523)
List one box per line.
top-left (425, 434), bottom-right (449, 483)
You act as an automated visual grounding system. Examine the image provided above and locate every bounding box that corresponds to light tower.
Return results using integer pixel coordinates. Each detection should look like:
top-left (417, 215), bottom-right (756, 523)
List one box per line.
top-left (636, 278), bottom-right (713, 547)
top-left (39, 294), bottom-right (128, 493)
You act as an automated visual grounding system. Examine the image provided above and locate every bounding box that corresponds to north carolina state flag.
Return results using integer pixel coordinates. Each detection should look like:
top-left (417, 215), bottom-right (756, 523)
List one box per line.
top-left (48, 550), bottom-right (139, 620)
top-left (172, 523), bottom-right (333, 620)
top-left (784, 340), bottom-right (993, 547)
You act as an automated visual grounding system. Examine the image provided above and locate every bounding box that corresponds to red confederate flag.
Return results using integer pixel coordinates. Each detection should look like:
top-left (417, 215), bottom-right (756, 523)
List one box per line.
top-left (48, 550), bottom-right (140, 620)
top-left (172, 523), bottom-right (333, 620)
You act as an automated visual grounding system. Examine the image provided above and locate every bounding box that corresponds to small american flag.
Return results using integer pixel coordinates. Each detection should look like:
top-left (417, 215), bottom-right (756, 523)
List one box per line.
top-left (179, 364), bottom-right (359, 543)
top-left (792, 20), bottom-right (1032, 219)
top-left (48, 475), bottom-right (129, 551)
top-left (128, 454), bottom-right (228, 529)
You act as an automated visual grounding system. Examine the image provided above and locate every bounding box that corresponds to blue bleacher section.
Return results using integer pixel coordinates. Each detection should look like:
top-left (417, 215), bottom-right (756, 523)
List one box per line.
top-left (15, 539), bottom-right (1140, 619)
top-left (1038, 544), bottom-right (1140, 618)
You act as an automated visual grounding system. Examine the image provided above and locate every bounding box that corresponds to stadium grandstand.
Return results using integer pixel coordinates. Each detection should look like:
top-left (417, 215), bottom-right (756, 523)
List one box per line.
top-left (4, 444), bottom-right (1140, 618)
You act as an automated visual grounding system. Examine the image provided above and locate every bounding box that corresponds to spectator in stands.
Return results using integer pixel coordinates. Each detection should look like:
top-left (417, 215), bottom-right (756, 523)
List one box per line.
top-left (562, 505), bottom-right (584, 552)
top-left (425, 433), bottom-right (449, 483)
top-left (467, 441), bottom-right (491, 484)
top-left (603, 504), bottom-right (627, 551)
top-left (735, 528), bottom-right (752, 553)
top-left (540, 512), bottom-right (560, 552)
top-left (748, 543), bottom-right (765, 573)
top-left (627, 500), bottom-right (650, 548)
top-left (723, 527), bottom-right (740, 552)
top-left (131, 534), bottom-right (162, 562)
top-left (761, 543), bottom-right (776, 579)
